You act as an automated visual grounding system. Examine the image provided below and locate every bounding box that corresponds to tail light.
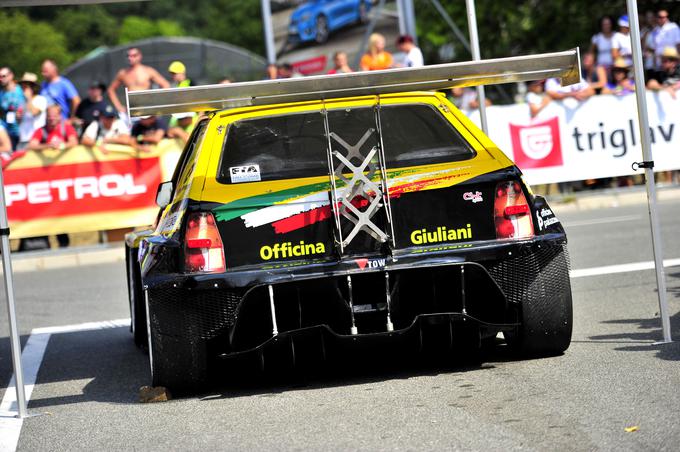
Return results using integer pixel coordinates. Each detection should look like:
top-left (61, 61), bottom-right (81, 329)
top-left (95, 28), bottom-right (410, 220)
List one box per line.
top-left (184, 212), bottom-right (226, 273)
top-left (494, 181), bottom-right (534, 240)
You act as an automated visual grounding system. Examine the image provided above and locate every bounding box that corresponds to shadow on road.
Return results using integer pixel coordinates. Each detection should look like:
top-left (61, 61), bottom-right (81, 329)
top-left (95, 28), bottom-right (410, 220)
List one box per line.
top-left (12, 326), bottom-right (554, 405)
top-left (586, 311), bottom-right (680, 361)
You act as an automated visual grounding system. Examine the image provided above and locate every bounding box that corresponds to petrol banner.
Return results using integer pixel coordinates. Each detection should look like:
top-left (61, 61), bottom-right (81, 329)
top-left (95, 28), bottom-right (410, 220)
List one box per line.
top-left (2, 141), bottom-right (182, 238)
top-left (468, 92), bottom-right (680, 185)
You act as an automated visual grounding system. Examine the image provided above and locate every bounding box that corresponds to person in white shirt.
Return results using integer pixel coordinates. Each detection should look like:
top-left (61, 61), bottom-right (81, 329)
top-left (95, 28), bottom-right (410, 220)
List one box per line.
top-left (525, 80), bottom-right (551, 118)
top-left (396, 35), bottom-right (424, 68)
top-left (653, 9), bottom-right (680, 69)
top-left (81, 104), bottom-right (130, 153)
top-left (590, 15), bottom-right (616, 68)
top-left (17, 72), bottom-right (47, 150)
top-left (545, 77), bottom-right (594, 102)
top-left (612, 15), bottom-right (633, 67)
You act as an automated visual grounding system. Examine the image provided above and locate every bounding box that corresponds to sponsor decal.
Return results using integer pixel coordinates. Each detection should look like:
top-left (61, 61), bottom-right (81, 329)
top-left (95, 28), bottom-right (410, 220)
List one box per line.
top-left (412, 243), bottom-right (473, 253)
top-left (260, 241), bottom-right (326, 260)
top-left (292, 56), bottom-right (328, 75)
top-left (355, 257), bottom-right (386, 269)
top-left (535, 207), bottom-right (559, 231)
top-left (463, 191), bottom-right (483, 203)
top-left (4, 158), bottom-right (159, 221)
top-left (410, 224), bottom-right (473, 245)
top-left (572, 120), bottom-right (674, 158)
top-left (230, 164), bottom-right (261, 183)
top-left (509, 117), bottom-right (563, 169)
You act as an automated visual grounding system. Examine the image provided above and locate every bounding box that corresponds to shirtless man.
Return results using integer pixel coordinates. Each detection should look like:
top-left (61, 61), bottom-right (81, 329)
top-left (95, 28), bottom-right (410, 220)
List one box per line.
top-left (108, 47), bottom-right (169, 114)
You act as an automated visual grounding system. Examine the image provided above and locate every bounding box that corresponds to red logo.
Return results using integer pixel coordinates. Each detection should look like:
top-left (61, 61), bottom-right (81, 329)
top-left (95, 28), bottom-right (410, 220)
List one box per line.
top-left (292, 56), bottom-right (327, 75)
top-left (509, 117), bottom-right (563, 169)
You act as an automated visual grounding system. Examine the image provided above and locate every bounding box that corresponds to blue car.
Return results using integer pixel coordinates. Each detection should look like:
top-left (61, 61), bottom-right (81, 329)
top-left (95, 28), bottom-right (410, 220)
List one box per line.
top-left (288, 0), bottom-right (371, 44)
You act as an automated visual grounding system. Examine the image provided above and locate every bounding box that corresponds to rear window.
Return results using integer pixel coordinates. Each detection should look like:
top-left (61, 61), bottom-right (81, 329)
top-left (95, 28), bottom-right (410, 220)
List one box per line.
top-left (217, 104), bottom-right (475, 184)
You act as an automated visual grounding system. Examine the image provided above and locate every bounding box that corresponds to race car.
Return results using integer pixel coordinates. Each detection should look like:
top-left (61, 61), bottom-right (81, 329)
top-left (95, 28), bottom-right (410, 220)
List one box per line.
top-left (125, 50), bottom-right (578, 391)
top-left (288, 0), bottom-right (371, 44)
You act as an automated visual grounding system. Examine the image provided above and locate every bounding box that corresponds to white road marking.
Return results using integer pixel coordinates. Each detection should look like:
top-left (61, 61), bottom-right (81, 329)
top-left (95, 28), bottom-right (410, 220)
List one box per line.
top-left (0, 319), bottom-right (130, 452)
top-left (570, 258), bottom-right (680, 278)
top-left (564, 214), bottom-right (641, 228)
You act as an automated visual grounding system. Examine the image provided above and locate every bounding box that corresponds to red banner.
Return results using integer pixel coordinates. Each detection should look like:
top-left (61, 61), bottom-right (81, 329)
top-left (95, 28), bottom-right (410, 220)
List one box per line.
top-left (2, 142), bottom-right (182, 238)
top-left (5, 158), bottom-right (161, 221)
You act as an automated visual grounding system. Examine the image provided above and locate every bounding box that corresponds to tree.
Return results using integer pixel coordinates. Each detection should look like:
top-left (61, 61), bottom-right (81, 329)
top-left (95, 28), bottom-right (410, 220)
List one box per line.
top-left (53, 6), bottom-right (118, 58)
top-left (118, 16), bottom-right (186, 44)
top-left (0, 11), bottom-right (72, 76)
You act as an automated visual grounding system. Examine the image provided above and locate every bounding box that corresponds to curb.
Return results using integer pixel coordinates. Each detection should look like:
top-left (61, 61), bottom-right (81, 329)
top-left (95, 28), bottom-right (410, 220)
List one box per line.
top-left (8, 245), bottom-right (125, 274)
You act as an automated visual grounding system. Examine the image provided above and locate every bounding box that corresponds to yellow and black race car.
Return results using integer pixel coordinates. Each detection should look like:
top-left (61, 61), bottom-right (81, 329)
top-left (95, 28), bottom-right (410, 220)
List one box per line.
top-left (125, 50), bottom-right (579, 391)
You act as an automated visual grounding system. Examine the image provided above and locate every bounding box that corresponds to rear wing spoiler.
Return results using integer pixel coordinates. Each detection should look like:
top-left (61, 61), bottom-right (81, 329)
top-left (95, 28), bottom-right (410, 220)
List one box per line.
top-left (127, 48), bottom-right (580, 117)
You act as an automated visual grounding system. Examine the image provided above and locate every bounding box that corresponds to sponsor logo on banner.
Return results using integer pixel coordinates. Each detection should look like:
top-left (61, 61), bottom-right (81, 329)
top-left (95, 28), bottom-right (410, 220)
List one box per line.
top-left (509, 117), bottom-right (563, 169)
top-left (292, 56), bottom-right (328, 75)
top-left (4, 158), bottom-right (161, 221)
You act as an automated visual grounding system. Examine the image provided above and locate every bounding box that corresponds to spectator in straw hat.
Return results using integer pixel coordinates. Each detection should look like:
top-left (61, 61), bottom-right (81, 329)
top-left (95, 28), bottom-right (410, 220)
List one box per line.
top-left (168, 60), bottom-right (192, 88)
top-left (647, 46), bottom-right (680, 97)
top-left (18, 72), bottom-right (47, 150)
top-left (603, 58), bottom-right (635, 96)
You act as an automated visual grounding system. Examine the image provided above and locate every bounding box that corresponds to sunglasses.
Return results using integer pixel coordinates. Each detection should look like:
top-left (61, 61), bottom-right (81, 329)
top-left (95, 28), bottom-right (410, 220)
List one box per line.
top-left (0, 73), bottom-right (9, 78)
top-left (658, 15), bottom-right (669, 19)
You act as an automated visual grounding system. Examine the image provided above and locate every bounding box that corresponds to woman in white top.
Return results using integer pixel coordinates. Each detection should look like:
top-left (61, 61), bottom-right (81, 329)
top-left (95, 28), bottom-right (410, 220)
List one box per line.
top-left (590, 16), bottom-right (615, 68)
top-left (17, 73), bottom-right (47, 150)
top-left (612, 15), bottom-right (633, 67)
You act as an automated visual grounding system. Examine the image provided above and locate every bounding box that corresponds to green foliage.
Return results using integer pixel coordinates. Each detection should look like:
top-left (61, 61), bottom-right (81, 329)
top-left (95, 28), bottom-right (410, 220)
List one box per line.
top-left (0, 11), bottom-right (71, 76)
top-left (118, 16), bottom-right (185, 44)
top-left (53, 6), bottom-right (118, 58)
top-left (202, 0), bottom-right (264, 56)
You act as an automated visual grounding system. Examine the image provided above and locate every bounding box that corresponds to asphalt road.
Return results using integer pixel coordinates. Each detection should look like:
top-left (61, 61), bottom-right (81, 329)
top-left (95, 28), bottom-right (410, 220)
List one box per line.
top-left (1, 195), bottom-right (679, 451)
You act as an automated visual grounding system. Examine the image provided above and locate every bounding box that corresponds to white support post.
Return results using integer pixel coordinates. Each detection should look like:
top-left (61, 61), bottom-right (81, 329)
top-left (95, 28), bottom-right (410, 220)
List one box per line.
top-left (626, 0), bottom-right (672, 343)
top-left (261, 0), bottom-right (276, 65)
top-left (465, 0), bottom-right (488, 135)
top-left (0, 167), bottom-right (28, 418)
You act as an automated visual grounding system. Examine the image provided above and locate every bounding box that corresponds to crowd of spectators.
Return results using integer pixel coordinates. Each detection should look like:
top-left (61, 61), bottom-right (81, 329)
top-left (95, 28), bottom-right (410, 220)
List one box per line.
top-left (524, 9), bottom-right (680, 119)
top-left (0, 48), bottom-right (201, 158)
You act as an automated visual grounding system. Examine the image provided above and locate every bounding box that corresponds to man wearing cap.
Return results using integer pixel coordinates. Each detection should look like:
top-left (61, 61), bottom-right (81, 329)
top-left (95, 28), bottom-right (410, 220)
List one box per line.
top-left (130, 115), bottom-right (168, 151)
top-left (81, 105), bottom-right (131, 153)
top-left (647, 46), bottom-right (680, 97)
top-left (0, 67), bottom-right (26, 149)
top-left (74, 81), bottom-right (111, 136)
top-left (168, 61), bottom-right (192, 88)
top-left (167, 112), bottom-right (196, 143)
top-left (18, 72), bottom-right (47, 150)
top-left (40, 59), bottom-right (80, 120)
top-left (612, 15), bottom-right (633, 68)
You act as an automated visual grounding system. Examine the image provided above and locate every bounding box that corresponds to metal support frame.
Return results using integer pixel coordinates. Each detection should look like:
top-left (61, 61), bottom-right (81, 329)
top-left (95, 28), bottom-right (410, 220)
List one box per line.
top-left (347, 275), bottom-right (358, 335)
top-left (465, 0), bottom-right (488, 135)
top-left (323, 110), bottom-right (345, 253)
top-left (460, 266), bottom-right (467, 315)
top-left (0, 165), bottom-right (27, 418)
top-left (384, 272), bottom-right (394, 332)
top-left (330, 128), bottom-right (390, 247)
top-left (374, 104), bottom-right (397, 249)
top-left (268, 284), bottom-right (278, 336)
top-left (625, 0), bottom-right (672, 343)
top-left (260, 0), bottom-right (276, 65)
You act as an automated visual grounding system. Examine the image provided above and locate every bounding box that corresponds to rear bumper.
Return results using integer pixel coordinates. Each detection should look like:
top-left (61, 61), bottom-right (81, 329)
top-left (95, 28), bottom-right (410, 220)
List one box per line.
top-left (145, 238), bottom-right (570, 362)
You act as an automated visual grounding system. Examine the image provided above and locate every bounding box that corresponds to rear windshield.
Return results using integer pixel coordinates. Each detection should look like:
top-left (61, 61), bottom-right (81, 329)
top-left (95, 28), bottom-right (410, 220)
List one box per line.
top-left (217, 104), bottom-right (475, 184)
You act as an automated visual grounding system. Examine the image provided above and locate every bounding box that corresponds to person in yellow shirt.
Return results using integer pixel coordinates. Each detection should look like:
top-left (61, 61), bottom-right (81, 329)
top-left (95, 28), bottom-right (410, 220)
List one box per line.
top-left (360, 33), bottom-right (393, 71)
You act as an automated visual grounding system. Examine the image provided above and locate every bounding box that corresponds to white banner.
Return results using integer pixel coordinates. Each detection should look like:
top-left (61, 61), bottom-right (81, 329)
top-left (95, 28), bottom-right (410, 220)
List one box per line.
top-left (467, 92), bottom-right (680, 185)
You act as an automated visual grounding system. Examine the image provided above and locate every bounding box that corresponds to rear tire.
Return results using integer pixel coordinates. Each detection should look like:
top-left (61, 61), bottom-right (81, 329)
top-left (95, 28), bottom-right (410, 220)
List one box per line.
top-left (504, 249), bottom-right (573, 356)
top-left (146, 292), bottom-right (208, 393)
top-left (126, 246), bottom-right (147, 348)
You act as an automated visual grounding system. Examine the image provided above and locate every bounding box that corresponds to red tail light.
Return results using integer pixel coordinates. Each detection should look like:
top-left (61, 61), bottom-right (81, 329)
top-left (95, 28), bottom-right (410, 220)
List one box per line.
top-left (494, 181), bottom-right (534, 240)
top-left (184, 212), bottom-right (226, 273)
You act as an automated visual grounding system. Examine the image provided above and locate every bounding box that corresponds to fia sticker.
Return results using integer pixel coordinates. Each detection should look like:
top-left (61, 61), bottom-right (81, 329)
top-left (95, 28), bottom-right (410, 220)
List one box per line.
top-left (230, 164), bottom-right (261, 183)
top-left (463, 191), bottom-right (483, 203)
